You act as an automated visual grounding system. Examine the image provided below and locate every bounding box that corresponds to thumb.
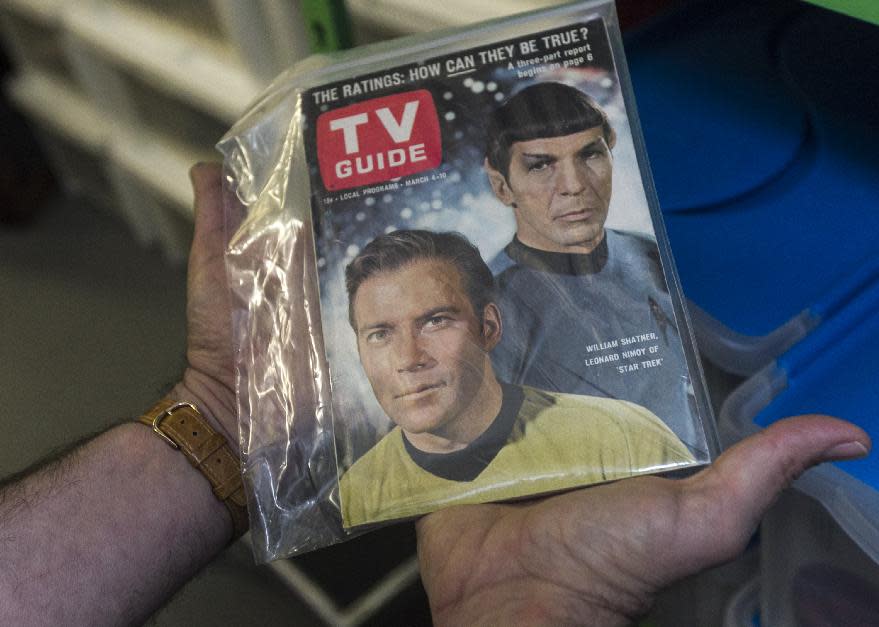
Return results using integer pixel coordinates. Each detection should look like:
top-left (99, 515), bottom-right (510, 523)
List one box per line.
top-left (189, 162), bottom-right (224, 242)
top-left (669, 414), bottom-right (870, 578)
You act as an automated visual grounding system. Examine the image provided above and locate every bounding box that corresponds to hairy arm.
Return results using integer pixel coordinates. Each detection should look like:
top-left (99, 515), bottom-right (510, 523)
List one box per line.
top-left (0, 421), bottom-right (230, 625)
top-left (0, 164), bottom-right (239, 625)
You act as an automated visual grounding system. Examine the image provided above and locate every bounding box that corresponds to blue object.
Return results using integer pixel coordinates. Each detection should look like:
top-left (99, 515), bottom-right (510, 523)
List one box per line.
top-left (722, 279), bottom-right (879, 562)
top-left (627, 1), bottom-right (879, 344)
top-left (628, 1), bottom-right (808, 211)
top-left (759, 281), bottom-right (879, 490)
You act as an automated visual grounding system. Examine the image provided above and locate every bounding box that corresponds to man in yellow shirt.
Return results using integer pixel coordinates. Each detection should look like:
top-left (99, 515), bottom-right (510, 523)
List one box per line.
top-left (340, 229), bottom-right (694, 527)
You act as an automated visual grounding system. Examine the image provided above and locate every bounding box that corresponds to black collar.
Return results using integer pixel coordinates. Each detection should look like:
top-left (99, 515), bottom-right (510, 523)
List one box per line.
top-left (504, 234), bottom-right (609, 275)
top-left (402, 383), bottom-right (524, 482)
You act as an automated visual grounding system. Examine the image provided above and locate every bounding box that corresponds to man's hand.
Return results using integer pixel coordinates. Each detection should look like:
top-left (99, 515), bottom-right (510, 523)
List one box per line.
top-left (170, 163), bottom-right (240, 449)
top-left (417, 415), bottom-right (870, 626)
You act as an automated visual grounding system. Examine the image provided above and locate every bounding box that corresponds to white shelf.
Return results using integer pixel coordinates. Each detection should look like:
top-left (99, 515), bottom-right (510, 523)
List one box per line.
top-left (111, 128), bottom-right (210, 214)
top-left (0, 0), bottom-right (64, 24)
top-left (347, 0), bottom-right (558, 34)
top-left (63, 1), bottom-right (262, 123)
top-left (6, 70), bottom-right (109, 150)
top-left (7, 68), bottom-right (212, 215)
top-left (0, 0), bottom-right (302, 262)
top-left (256, 0), bottom-right (310, 69)
top-left (7, 69), bottom-right (201, 257)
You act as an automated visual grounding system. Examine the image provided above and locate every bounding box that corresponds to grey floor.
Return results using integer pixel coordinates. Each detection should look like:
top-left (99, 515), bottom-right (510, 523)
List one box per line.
top-left (1, 195), bottom-right (188, 474)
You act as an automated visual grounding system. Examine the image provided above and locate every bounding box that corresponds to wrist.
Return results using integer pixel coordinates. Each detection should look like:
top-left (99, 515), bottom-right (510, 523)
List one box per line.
top-left (122, 421), bottom-right (232, 544)
top-left (136, 397), bottom-right (248, 539)
top-left (169, 369), bottom-right (238, 455)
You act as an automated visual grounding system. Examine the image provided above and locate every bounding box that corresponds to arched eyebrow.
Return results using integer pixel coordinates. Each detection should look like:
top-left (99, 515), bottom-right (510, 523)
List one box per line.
top-left (576, 138), bottom-right (609, 157)
top-left (520, 153), bottom-right (556, 167)
top-left (520, 138), bottom-right (608, 163)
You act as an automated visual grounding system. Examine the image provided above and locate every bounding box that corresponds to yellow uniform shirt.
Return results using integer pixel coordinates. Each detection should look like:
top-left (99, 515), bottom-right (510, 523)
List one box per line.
top-left (340, 385), bottom-right (696, 528)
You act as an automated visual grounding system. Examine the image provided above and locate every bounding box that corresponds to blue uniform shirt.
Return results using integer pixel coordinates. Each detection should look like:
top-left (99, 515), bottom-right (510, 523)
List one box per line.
top-left (490, 229), bottom-right (707, 454)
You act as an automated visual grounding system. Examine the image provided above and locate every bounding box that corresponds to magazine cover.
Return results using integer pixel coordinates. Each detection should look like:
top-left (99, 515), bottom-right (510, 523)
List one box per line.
top-left (296, 3), bottom-right (713, 530)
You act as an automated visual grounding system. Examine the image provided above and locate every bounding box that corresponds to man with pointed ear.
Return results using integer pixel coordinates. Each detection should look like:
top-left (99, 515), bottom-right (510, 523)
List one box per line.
top-left (484, 81), bottom-right (705, 454)
top-left (338, 229), bottom-right (694, 528)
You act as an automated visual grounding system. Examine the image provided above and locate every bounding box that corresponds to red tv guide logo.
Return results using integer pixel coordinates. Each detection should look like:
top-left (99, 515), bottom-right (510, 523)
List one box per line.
top-left (317, 89), bottom-right (442, 191)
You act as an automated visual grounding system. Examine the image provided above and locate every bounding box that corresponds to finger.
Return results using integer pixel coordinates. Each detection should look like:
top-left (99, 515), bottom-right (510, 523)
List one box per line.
top-left (705, 414), bottom-right (869, 518)
top-left (189, 162), bottom-right (224, 237)
top-left (676, 415), bottom-right (870, 572)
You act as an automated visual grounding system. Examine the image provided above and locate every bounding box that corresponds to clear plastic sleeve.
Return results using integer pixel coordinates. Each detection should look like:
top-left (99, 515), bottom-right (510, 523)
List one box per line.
top-left (220, 0), bottom-right (719, 562)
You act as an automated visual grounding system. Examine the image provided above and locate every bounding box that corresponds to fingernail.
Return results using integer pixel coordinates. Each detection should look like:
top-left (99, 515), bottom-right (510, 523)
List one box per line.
top-left (823, 441), bottom-right (869, 460)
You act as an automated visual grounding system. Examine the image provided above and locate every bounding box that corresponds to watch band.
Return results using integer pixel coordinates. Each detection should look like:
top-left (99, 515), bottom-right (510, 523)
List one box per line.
top-left (138, 399), bottom-right (248, 539)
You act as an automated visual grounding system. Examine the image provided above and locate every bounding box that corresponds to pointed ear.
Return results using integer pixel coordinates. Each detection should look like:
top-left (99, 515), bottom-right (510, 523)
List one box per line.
top-left (484, 158), bottom-right (515, 207)
top-left (480, 302), bottom-right (503, 351)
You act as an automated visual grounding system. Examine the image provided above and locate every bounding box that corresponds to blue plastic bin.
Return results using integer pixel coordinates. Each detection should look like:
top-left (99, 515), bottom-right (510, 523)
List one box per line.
top-left (627, 0), bottom-right (879, 374)
top-left (720, 278), bottom-right (879, 563)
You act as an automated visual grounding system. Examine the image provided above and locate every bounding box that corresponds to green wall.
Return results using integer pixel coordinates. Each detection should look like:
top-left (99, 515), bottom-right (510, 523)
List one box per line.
top-left (803, 0), bottom-right (879, 26)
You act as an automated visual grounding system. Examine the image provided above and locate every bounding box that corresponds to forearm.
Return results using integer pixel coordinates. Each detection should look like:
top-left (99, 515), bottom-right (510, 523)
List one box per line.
top-left (0, 421), bottom-right (230, 625)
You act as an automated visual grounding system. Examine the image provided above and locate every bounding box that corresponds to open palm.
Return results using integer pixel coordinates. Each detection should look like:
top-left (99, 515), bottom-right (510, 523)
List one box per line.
top-left (417, 415), bottom-right (870, 626)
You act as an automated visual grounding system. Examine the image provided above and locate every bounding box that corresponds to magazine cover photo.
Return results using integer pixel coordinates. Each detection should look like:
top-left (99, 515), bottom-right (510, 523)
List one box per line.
top-left (301, 13), bottom-right (712, 528)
